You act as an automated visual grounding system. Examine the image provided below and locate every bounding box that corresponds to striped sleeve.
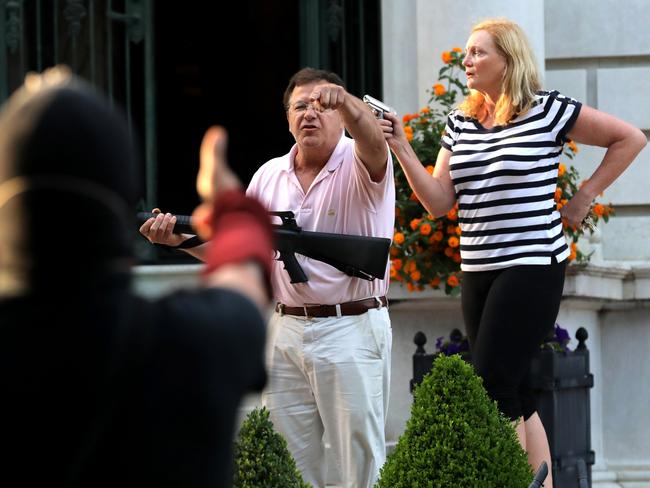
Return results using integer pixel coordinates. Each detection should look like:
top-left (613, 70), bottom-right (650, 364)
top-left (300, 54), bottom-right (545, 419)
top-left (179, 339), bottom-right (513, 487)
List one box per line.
top-left (549, 91), bottom-right (582, 144)
top-left (440, 111), bottom-right (460, 150)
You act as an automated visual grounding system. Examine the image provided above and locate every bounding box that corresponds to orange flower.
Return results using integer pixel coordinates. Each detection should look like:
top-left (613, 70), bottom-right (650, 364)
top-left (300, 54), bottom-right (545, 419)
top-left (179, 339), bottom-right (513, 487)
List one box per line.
top-left (390, 267), bottom-right (398, 278)
top-left (393, 232), bottom-right (405, 245)
top-left (569, 242), bottom-right (578, 261)
top-left (410, 270), bottom-right (422, 281)
top-left (554, 187), bottom-right (563, 201)
top-left (395, 207), bottom-right (401, 217)
top-left (392, 258), bottom-right (403, 271)
top-left (558, 163), bottom-right (566, 177)
top-left (425, 165), bottom-right (434, 175)
top-left (409, 192), bottom-right (419, 202)
top-left (593, 203), bottom-right (605, 217)
top-left (420, 106), bottom-right (430, 114)
top-left (567, 139), bottom-right (579, 154)
top-left (404, 125), bottom-right (414, 142)
top-left (448, 236), bottom-right (460, 248)
top-left (447, 275), bottom-right (459, 287)
top-left (430, 276), bottom-right (441, 287)
top-left (432, 230), bottom-right (444, 242)
top-left (446, 224), bottom-right (456, 235)
top-left (452, 47), bottom-right (463, 53)
top-left (402, 113), bottom-right (416, 123)
top-left (433, 83), bottom-right (446, 96)
top-left (452, 252), bottom-right (462, 263)
top-left (446, 207), bottom-right (458, 221)
top-left (441, 51), bottom-right (452, 64)
top-left (420, 223), bottom-right (432, 236)
top-left (455, 226), bottom-right (462, 236)
top-left (410, 218), bottom-right (422, 231)
top-left (444, 247), bottom-right (454, 257)
top-left (406, 282), bottom-right (415, 292)
top-left (389, 246), bottom-right (399, 257)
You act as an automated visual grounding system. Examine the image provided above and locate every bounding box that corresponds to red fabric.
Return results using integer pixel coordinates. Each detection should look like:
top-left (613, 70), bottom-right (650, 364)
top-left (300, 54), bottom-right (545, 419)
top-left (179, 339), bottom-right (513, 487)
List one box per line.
top-left (202, 190), bottom-right (274, 299)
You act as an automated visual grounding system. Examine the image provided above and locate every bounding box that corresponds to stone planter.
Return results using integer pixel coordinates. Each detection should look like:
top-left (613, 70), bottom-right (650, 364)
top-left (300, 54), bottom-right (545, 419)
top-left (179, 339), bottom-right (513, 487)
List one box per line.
top-left (411, 328), bottom-right (594, 488)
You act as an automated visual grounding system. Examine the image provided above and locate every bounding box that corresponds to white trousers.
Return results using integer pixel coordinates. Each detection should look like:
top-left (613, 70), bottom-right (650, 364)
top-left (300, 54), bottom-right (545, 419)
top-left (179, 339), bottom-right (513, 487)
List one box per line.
top-left (261, 307), bottom-right (392, 488)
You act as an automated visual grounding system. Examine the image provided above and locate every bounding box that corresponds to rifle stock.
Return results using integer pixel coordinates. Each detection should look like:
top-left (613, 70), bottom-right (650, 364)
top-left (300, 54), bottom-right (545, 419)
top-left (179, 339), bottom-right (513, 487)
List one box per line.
top-left (137, 211), bottom-right (391, 284)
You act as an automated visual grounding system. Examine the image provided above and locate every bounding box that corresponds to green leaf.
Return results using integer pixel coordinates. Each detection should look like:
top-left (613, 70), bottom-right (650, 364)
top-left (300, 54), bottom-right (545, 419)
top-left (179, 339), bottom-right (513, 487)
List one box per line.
top-left (233, 407), bottom-right (311, 487)
top-left (377, 356), bottom-right (533, 487)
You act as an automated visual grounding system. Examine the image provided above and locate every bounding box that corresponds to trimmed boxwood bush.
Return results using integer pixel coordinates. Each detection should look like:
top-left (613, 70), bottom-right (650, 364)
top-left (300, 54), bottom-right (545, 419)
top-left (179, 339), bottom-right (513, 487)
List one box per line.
top-left (376, 354), bottom-right (533, 487)
top-left (233, 407), bottom-right (310, 488)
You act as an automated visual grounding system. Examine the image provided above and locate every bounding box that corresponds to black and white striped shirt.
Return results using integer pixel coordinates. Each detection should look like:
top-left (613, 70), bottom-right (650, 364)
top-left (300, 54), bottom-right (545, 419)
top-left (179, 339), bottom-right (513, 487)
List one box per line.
top-left (441, 90), bottom-right (582, 272)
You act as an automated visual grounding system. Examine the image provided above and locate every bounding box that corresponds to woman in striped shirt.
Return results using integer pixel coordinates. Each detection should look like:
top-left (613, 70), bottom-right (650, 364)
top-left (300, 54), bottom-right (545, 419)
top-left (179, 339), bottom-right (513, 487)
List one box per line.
top-left (380, 17), bottom-right (646, 486)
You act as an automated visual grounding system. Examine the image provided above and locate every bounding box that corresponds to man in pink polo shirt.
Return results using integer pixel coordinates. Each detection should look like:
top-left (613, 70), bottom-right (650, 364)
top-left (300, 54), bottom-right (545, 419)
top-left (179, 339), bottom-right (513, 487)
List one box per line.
top-left (246, 68), bottom-right (395, 488)
top-left (140, 67), bottom-right (394, 488)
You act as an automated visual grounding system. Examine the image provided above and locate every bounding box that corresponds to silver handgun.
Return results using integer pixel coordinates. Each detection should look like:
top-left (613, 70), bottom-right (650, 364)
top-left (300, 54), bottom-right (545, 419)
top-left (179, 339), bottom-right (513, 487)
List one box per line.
top-left (363, 94), bottom-right (395, 119)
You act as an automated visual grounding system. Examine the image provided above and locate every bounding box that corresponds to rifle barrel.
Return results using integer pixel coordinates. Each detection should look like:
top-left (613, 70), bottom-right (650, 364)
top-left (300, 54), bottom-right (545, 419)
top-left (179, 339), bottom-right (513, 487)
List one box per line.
top-left (137, 212), bottom-right (194, 234)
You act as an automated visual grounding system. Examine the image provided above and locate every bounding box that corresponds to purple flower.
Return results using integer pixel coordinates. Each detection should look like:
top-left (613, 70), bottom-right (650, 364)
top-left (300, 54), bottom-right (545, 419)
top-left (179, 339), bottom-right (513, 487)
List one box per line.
top-left (541, 323), bottom-right (572, 352)
top-left (555, 325), bottom-right (570, 344)
top-left (435, 330), bottom-right (470, 356)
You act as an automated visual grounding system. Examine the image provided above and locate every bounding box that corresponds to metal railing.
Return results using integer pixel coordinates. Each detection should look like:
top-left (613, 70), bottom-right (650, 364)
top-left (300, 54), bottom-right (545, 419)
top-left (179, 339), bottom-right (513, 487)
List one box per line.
top-left (0, 0), bottom-right (156, 206)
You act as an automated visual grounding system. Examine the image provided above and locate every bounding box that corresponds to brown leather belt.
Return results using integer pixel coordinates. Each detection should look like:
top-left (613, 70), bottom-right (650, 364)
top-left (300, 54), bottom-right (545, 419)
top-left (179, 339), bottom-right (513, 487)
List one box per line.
top-left (275, 296), bottom-right (388, 318)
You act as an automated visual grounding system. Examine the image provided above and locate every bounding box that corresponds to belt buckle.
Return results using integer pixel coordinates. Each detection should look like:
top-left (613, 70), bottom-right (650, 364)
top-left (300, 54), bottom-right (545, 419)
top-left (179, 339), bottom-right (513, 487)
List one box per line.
top-left (373, 296), bottom-right (388, 310)
top-left (303, 303), bottom-right (319, 319)
top-left (277, 303), bottom-right (285, 316)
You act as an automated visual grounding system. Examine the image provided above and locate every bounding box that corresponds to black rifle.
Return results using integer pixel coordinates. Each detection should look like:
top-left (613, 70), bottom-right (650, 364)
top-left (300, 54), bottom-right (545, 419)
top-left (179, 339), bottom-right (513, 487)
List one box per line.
top-left (137, 211), bottom-right (391, 284)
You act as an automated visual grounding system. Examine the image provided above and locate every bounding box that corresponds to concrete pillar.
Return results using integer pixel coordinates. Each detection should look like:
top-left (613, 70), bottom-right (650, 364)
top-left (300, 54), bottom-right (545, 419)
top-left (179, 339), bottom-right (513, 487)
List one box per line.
top-left (380, 0), bottom-right (419, 115)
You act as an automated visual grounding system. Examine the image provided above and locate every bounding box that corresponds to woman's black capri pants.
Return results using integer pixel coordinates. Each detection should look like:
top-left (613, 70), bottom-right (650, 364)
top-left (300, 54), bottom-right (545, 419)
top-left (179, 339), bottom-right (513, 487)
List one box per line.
top-left (461, 258), bottom-right (567, 421)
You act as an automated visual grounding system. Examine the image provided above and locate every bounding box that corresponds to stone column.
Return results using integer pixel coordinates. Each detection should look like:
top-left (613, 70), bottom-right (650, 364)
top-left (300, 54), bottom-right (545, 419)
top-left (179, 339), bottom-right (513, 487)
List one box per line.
top-left (380, 0), bottom-right (419, 115)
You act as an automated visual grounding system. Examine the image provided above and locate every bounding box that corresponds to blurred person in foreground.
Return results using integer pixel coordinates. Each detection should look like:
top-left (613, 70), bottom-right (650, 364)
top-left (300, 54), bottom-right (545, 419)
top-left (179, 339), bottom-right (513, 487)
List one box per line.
top-left (379, 18), bottom-right (646, 487)
top-left (0, 66), bottom-right (273, 487)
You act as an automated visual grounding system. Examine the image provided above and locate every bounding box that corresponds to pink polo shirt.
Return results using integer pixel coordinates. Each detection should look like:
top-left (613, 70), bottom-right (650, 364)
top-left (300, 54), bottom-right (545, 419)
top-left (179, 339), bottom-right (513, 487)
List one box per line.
top-left (246, 134), bottom-right (395, 306)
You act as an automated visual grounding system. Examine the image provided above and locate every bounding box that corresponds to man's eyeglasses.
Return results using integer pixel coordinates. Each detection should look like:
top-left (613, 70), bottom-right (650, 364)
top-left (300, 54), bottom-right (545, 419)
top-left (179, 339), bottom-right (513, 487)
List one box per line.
top-left (287, 101), bottom-right (333, 114)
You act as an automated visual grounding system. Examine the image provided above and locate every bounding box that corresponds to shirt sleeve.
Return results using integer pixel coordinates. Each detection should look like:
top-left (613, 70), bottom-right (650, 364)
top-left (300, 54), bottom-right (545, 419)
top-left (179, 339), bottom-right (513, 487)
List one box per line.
top-left (550, 91), bottom-right (582, 145)
top-left (351, 142), bottom-right (395, 208)
top-left (440, 111), bottom-right (460, 150)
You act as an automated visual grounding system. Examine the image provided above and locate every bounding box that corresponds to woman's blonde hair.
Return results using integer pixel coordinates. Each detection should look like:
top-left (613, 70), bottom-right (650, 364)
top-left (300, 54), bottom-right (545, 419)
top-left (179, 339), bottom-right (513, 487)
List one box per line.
top-left (458, 18), bottom-right (541, 126)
